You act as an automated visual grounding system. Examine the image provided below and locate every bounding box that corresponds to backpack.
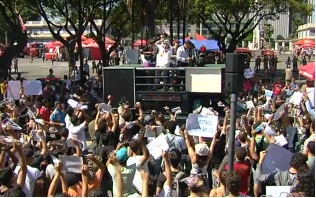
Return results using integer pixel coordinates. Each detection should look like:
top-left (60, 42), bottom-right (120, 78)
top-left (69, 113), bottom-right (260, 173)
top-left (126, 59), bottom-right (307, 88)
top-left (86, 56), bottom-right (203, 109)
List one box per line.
top-left (171, 171), bottom-right (187, 197)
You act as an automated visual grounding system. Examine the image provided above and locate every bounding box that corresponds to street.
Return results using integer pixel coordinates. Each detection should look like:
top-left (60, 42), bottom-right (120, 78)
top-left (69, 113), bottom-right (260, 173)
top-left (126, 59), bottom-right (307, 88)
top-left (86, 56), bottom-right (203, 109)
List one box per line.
top-left (10, 53), bottom-right (310, 80)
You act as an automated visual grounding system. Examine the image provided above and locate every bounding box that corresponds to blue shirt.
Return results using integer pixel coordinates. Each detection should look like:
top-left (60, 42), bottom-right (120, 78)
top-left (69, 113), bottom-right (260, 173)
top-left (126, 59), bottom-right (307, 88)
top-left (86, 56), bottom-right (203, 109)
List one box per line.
top-left (50, 109), bottom-right (65, 124)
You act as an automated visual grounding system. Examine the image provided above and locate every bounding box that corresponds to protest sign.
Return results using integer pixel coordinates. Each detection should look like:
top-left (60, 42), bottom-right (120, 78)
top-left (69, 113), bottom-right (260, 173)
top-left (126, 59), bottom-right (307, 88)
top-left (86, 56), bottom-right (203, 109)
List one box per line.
top-left (306, 88), bottom-right (315, 107)
top-left (186, 113), bottom-right (218, 138)
top-left (59, 155), bottom-right (83, 173)
top-left (266, 186), bottom-right (291, 197)
top-left (245, 101), bottom-right (255, 109)
top-left (244, 68), bottom-right (254, 79)
top-left (7, 81), bottom-right (21, 100)
top-left (67, 99), bottom-right (88, 110)
top-left (100, 103), bottom-right (112, 113)
top-left (23, 80), bottom-right (43, 95)
top-left (146, 134), bottom-right (169, 159)
top-left (1, 117), bottom-right (22, 130)
top-left (289, 92), bottom-right (303, 106)
top-left (144, 125), bottom-right (163, 137)
top-left (262, 144), bottom-right (293, 174)
top-left (264, 90), bottom-right (273, 98)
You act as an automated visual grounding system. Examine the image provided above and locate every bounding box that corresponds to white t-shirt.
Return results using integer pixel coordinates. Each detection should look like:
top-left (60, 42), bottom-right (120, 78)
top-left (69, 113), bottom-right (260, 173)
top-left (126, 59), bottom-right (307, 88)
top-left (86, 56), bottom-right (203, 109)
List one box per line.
top-left (14, 165), bottom-right (41, 197)
top-left (156, 185), bottom-right (172, 197)
top-left (67, 122), bottom-right (88, 150)
top-left (126, 156), bottom-right (150, 193)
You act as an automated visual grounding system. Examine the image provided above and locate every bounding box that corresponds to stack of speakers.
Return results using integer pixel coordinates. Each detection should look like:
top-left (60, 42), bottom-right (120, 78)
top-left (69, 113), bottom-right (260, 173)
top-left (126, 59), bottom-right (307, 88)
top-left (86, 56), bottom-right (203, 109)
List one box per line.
top-left (225, 53), bottom-right (248, 93)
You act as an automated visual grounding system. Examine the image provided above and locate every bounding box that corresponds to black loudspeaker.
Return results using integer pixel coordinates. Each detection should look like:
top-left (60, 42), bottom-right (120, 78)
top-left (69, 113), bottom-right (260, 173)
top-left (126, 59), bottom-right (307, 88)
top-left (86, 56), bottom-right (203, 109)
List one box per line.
top-left (225, 53), bottom-right (247, 74)
top-left (225, 73), bottom-right (244, 93)
top-left (103, 68), bottom-right (135, 107)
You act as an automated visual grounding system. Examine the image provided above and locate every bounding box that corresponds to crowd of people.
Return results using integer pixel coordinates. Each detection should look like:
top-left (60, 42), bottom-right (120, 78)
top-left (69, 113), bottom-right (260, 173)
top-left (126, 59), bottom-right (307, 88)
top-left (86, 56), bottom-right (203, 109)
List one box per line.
top-left (0, 37), bottom-right (315, 197)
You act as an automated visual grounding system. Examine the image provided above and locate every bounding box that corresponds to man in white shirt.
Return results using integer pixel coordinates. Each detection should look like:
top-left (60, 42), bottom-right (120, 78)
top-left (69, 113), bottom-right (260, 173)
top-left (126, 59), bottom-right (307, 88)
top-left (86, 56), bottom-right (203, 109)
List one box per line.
top-left (176, 40), bottom-right (192, 67)
top-left (67, 109), bottom-right (90, 153)
top-left (72, 66), bottom-right (81, 85)
top-left (14, 149), bottom-right (42, 197)
top-left (155, 40), bottom-right (172, 87)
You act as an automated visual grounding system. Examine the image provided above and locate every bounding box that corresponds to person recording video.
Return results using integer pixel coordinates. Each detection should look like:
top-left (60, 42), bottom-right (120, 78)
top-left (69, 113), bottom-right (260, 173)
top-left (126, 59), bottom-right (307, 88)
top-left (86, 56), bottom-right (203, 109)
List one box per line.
top-left (176, 40), bottom-right (193, 67)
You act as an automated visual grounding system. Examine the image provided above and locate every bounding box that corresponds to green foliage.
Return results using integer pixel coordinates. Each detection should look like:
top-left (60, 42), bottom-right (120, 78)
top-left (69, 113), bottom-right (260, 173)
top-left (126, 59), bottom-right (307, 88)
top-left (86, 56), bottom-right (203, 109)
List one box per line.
top-left (189, 0), bottom-right (313, 53)
top-left (263, 24), bottom-right (274, 39)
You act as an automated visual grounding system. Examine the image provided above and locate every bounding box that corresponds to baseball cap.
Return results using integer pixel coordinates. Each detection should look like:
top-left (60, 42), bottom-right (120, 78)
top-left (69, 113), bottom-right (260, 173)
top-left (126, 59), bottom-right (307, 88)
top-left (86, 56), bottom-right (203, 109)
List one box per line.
top-left (116, 147), bottom-right (128, 163)
top-left (195, 143), bottom-right (209, 156)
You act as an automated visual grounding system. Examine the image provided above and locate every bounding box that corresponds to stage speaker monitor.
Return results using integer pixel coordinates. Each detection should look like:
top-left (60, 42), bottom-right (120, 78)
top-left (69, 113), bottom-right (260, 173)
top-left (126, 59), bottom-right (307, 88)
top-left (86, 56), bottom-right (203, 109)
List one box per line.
top-left (225, 73), bottom-right (244, 93)
top-left (225, 53), bottom-right (247, 74)
top-left (103, 68), bottom-right (135, 107)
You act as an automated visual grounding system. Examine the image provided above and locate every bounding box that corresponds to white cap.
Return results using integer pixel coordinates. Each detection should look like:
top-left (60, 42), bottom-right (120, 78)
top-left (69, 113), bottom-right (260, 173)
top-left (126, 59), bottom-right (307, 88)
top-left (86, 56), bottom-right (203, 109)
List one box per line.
top-left (195, 143), bottom-right (209, 156)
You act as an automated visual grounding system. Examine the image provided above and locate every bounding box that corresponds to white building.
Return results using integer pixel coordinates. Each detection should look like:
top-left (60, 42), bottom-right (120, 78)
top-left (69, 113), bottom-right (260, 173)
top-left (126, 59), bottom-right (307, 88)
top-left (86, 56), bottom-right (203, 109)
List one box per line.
top-left (297, 23), bottom-right (315, 39)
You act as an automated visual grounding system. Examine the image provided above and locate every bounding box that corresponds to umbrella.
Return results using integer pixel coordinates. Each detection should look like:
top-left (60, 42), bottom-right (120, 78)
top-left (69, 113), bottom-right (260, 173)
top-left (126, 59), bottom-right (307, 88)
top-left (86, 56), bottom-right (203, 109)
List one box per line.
top-left (185, 33), bottom-right (206, 40)
top-left (299, 62), bottom-right (315, 81)
top-left (133, 39), bottom-right (147, 46)
top-left (294, 38), bottom-right (315, 46)
top-left (301, 43), bottom-right (314, 48)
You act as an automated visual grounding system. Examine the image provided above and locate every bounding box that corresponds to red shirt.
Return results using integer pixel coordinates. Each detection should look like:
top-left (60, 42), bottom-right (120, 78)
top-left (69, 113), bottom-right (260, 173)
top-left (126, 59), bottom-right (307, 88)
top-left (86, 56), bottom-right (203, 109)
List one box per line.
top-left (39, 107), bottom-right (51, 122)
top-left (273, 81), bottom-right (284, 95)
top-left (225, 160), bottom-right (251, 195)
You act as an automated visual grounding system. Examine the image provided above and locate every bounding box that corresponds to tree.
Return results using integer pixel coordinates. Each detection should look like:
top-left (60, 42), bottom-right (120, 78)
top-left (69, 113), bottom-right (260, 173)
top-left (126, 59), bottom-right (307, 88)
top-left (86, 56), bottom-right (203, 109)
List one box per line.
top-left (276, 34), bottom-right (285, 40)
top-left (88, 0), bottom-right (129, 67)
top-left (263, 23), bottom-right (274, 44)
top-left (28, 0), bottom-right (99, 82)
top-left (189, 0), bottom-right (313, 53)
top-left (0, 0), bottom-right (30, 79)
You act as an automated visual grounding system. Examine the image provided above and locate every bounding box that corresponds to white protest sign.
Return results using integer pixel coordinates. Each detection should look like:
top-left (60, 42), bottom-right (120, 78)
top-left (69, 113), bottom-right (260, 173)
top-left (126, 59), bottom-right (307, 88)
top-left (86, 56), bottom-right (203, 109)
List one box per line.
top-left (100, 103), bottom-right (112, 113)
top-left (306, 88), bottom-right (315, 107)
top-left (273, 104), bottom-right (285, 120)
top-left (1, 117), bottom-right (22, 130)
top-left (7, 81), bottom-right (21, 100)
top-left (144, 125), bottom-right (163, 137)
top-left (289, 91), bottom-right (303, 106)
top-left (23, 80), bottom-right (43, 95)
top-left (245, 101), bottom-right (255, 109)
top-left (67, 99), bottom-right (88, 110)
top-left (146, 134), bottom-right (169, 159)
top-left (264, 90), bottom-right (273, 98)
top-left (186, 113), bottom-right (218, 138)
top-left (59, 155), bottom-right (83, 173)
top-left (274, 134), bottom-right (288, 147)
top-left (244, 68), bottom-right (254, 79)
top-left (266, 186), bottom-right (291, 197)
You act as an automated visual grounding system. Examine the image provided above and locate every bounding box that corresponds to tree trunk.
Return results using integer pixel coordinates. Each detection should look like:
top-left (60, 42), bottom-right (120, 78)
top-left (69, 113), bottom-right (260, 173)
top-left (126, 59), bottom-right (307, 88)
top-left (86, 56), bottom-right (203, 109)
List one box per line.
top-left (145, 0), bottom-right (156, 37)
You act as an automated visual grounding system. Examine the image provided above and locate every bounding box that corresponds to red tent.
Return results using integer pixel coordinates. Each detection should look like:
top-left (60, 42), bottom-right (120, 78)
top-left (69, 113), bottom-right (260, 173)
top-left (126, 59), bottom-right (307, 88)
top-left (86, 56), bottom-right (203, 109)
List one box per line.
top-left (185, 33), bottom-right (206, 40)
top-left (82, 37), bottom-right (115, 45)
top-left (45, 41), bottom-right (63, 48)
top-left (294, 38), bottom-right (315, 46)
top-left (299, 62), bottom-right (315, 81)
top-left (133, 39), bottom-right (147, 46)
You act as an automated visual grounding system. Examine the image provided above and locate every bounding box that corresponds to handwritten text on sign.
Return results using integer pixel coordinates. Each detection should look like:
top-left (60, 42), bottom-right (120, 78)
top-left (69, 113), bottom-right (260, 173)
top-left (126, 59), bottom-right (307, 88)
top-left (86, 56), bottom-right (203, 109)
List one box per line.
top-left (186, 113), bottom-right (218, 138)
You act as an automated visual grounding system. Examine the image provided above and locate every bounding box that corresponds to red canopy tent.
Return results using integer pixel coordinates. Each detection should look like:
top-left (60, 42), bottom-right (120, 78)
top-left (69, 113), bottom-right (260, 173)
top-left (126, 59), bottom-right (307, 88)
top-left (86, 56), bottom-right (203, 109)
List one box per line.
top-left (185, 33), bottom-right (206, 40)
top-left (294, 38), bottom-right (315, 46)
top-left (301, 43), bottom-right (314, 48)
top-left (133, 39), bottom-right (147, 46)
top-left (82, 37), bottom-right (115, 45)
top-left (299, 62), bottom-right (315, 81)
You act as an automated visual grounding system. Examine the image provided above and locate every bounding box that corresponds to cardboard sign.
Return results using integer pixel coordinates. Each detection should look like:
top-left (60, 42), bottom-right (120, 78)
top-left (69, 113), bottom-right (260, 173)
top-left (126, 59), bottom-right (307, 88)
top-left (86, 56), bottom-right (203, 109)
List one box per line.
top-left (186, 113), bottom-right (218, 138)
top-left (23, 80), bottom-right (43, 95)
top-left (262, 144), bottom-right (293, 174)
top-left (7, 81), bottom-right (21, 100)
top-left (266, 186), bottom-right (291, 197)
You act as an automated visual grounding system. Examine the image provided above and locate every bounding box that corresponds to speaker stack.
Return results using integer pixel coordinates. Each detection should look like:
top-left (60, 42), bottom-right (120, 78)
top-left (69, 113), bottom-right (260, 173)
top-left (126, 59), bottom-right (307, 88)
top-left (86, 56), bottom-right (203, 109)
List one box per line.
top-left (225, 53), bottom-right (247, 93)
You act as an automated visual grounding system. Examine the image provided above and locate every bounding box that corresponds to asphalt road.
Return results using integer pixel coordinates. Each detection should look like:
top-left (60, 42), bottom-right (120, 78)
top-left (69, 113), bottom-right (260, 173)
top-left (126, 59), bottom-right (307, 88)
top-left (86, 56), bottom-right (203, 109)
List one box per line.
top-left (10, 53), bottom-right (312, 80)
